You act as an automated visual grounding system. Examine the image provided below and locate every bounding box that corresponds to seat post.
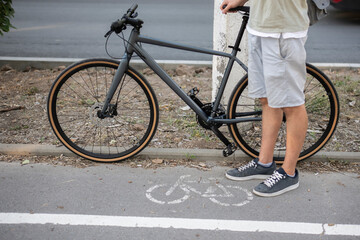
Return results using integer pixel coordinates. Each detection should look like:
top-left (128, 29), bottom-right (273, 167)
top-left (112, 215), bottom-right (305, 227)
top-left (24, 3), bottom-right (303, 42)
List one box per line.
top-left (230, 14), bottom-right (249, 56)
top-left (211, 13), bottom-right (250, 116)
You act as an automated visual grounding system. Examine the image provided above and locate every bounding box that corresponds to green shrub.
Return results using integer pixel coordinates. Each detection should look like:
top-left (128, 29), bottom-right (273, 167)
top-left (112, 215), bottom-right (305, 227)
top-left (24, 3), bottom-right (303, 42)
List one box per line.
top-left (0, 0), bottom-right (15, 35)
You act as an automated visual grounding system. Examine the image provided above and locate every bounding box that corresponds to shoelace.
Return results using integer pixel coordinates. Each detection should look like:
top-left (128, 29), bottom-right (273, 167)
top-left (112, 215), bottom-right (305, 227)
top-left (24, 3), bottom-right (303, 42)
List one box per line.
top-left (264, 171), bottom-right (285, 188)
top-left (238, 160), bottom-right (256, 172)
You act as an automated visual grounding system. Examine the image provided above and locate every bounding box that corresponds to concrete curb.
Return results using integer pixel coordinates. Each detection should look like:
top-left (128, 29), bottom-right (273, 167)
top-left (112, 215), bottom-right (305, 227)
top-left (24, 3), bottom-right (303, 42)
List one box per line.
top-left (0, 144), bottom-right (359, 163)
top-left (0, 56), bottom-right (359, 71)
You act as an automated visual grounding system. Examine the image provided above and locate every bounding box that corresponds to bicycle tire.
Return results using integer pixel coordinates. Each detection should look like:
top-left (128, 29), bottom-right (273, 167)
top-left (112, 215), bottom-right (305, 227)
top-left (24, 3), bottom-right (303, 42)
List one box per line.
top-left (47, 58), bottom-right (159, 162)
top-left (227, 63), bottom-right (339, 162)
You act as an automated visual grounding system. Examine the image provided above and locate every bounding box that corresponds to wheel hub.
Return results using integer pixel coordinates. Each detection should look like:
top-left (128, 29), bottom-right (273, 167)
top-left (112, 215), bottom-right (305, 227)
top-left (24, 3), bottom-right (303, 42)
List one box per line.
top-left (89, 103), bottom-right (118, 127)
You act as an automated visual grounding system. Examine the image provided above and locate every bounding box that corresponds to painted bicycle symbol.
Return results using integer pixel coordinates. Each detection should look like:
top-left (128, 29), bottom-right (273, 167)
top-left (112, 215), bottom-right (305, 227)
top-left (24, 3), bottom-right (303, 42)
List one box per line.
top-left (146, 175), bottom-right (253, 207)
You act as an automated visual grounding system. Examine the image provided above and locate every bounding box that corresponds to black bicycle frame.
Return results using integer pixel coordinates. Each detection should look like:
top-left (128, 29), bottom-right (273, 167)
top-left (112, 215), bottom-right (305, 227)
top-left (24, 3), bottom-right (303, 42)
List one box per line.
top-left (102, 14), bottom-right (260, 127)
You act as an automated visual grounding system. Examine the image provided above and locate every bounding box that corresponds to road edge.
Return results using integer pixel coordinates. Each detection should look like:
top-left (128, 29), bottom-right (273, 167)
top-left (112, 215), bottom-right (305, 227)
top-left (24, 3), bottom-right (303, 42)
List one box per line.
top-left (1, 56), bottom-right (359, 71)
top-left (0, 143), bottom-right (359, 163)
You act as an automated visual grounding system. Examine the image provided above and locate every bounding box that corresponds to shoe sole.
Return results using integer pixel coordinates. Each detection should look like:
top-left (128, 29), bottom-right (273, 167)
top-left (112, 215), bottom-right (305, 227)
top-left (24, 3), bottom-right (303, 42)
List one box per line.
top-left (252, 182), bottom-right (300, 197)
top-left (225, 173), bottom-right (272, 181)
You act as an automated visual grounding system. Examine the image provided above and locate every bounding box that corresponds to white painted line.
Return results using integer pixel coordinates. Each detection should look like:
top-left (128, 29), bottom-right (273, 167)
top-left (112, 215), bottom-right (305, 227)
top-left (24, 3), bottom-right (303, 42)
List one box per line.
top-left (1, 213), bottom-right (359, 236)
top-left (0, 56), bottom-right (358, 68)
top-left (312, 62), bottom-right (360, 69)
top-left (0, 56), bottom-right (84, 63)
top-left (0, 56), bottom-right (212, 66)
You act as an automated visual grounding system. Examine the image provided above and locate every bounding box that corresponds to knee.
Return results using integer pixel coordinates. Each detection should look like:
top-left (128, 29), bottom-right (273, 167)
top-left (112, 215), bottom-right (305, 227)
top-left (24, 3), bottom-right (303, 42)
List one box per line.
top-left (282, 104), bottom-right (308, 119)
top-left (282, 104), bottom-right (304, 114)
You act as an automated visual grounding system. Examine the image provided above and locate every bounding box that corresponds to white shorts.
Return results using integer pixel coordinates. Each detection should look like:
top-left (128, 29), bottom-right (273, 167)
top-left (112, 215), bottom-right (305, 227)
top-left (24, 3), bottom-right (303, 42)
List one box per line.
top-left (248, 33), bottom-right (307, 108)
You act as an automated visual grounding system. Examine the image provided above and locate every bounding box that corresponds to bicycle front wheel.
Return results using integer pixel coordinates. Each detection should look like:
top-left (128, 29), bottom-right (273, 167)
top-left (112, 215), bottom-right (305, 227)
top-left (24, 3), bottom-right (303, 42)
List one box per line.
top-left (47, 59), bottom-right (159, 162)
top-left (227, 63), bottom-right (340, 162)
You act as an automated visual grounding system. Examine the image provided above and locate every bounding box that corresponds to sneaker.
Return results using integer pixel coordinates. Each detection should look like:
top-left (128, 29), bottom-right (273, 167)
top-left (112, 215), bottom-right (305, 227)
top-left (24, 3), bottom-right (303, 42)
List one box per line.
top-left (253, 168), bottom-right (299, 197)
top-left (225, 158), bottom-right (276, 181)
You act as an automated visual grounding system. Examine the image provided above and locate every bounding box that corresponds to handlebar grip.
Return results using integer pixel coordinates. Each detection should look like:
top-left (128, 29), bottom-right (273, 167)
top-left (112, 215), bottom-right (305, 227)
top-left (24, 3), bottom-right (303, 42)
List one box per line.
top-left (222, 5), bottom-right (250, 13)
top-left (229, 6), bottom-right (250, 12)
top-left (127, 4), bottom-right (138, 16)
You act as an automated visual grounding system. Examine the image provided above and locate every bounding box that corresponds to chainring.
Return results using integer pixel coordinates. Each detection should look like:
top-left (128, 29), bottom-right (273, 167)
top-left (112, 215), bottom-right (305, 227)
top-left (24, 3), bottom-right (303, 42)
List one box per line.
top-left (197, 103), bottom-right (226, 130)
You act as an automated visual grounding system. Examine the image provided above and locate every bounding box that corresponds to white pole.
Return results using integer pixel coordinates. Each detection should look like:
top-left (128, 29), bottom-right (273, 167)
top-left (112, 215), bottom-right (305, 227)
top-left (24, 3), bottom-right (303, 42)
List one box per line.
top-left (212, 0), bottom-right (248, 104)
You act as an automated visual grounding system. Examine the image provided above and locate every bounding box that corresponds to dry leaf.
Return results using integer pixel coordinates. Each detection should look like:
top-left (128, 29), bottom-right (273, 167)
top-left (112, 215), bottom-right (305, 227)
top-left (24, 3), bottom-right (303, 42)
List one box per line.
top-left (152, 159), bottom-right (164, 164)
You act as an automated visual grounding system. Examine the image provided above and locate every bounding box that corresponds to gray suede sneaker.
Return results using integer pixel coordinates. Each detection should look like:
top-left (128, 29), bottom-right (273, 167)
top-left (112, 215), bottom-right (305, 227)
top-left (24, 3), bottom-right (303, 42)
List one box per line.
top-left (253, 168), bottom-right (299, 197)
top-left (225, 158), bottom-right (276, 181)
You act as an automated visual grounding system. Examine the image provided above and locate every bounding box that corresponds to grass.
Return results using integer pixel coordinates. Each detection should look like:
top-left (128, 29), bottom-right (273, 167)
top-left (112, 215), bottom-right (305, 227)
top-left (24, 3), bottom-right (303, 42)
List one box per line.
top-left (10, 124), bottom-right (29, 131)
top-left (26, 86), bottom-right (40, 96)
top-left (334, 74), bottom-right (359, 95)
top-left (306, 94), bottom-right (330, 113)
top-left (184, 153), bottom-right (196, 161)
top-left (162, 109), bottom-right (216, 143)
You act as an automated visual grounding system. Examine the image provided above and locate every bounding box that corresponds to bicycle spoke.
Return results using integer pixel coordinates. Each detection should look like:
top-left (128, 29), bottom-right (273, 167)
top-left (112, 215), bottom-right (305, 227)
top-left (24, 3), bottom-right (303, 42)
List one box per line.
top-left (62, 81), bottom-right (92, 104)
top-left (85, 68), bottom-right (99, 100)
top-left (57, 116), bottom-right (87, 125)
top-left (304, 75), bottom-right (316, 91)
top-left (71, 73), bottom-right (97, 99)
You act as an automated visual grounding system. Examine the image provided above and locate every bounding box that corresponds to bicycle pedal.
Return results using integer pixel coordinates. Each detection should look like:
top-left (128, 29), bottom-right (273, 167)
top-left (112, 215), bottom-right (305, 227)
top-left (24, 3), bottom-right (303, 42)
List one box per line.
top-left (223, 143), bottom-right (237, 157)
top-left (187, 87), bottom-right (199, 96)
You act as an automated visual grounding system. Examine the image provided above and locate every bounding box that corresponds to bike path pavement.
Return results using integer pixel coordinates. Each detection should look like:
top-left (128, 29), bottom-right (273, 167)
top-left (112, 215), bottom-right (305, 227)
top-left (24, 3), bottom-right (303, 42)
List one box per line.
top-left (0, 161), bottom-right (359, 239)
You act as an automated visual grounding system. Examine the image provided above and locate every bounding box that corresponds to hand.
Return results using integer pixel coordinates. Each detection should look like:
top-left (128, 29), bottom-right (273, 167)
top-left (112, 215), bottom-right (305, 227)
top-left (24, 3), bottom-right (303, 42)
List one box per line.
top-left (220, 0), bottom-right (248, 14)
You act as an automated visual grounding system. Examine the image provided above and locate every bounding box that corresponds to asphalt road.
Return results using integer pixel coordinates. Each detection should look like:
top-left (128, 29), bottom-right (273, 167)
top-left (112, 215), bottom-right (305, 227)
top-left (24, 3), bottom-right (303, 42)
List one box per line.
top-left (0, 161), bottom-right (359, 239)
top-left (0, 0), bottom-right (359, 63)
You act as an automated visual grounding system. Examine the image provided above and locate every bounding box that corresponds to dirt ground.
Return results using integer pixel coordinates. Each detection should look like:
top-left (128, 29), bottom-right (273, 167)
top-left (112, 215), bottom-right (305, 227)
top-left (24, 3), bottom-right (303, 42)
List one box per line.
top-left (0, 64), bottom-right (359, 172)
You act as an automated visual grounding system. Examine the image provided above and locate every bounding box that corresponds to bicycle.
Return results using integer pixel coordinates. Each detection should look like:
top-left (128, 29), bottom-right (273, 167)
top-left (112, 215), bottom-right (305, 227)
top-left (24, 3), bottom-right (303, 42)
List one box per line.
top-left (146, 175), bottom-right (253, 207)
top-left (47, 4), bottom-right (339, 163)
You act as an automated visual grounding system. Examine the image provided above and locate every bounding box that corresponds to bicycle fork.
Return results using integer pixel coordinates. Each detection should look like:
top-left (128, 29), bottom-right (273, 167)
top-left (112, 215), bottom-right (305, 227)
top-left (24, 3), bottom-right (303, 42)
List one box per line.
top-left (99, 53), bottom-right (131, 119)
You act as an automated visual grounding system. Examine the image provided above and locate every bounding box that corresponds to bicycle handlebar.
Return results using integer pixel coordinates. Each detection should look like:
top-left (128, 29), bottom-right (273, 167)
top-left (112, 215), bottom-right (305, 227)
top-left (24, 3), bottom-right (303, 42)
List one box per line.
top-left (104, 4), bottom-right (249, 38)
top-left (127, 3), bottom-right (138, 16)
top-left (104, 4), bottom-right (143, 38)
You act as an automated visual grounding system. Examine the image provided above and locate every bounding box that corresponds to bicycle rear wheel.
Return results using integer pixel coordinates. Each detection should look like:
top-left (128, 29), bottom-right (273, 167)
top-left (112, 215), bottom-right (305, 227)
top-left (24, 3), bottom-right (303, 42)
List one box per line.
top-left (227, 63), bottom-right (339, 162)
top-left (47, 59), bottom-right (159, 162)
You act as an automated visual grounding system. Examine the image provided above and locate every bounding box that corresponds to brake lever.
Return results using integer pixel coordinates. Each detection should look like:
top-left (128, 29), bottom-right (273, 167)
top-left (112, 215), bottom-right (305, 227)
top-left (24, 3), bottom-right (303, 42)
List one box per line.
top-left (104, 30), bottom-right (113, 38)
top-left (130, 12), bottom-right (138, 18)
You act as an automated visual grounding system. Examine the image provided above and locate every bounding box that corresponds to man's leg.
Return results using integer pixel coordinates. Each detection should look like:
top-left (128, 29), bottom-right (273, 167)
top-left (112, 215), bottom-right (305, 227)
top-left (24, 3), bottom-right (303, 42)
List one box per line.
top-left (281, 104), bottom-right (308, 175)
top-left (258, 98), bottom-right (283, 164)
top-left (252, 104), bottom-right (307, 197)
top-left (225, 33), bottom-right (280, 181)
top-left (259, 36), bottom-right (308, 175)
top-left (249, 35), bottom-right (308, 196)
